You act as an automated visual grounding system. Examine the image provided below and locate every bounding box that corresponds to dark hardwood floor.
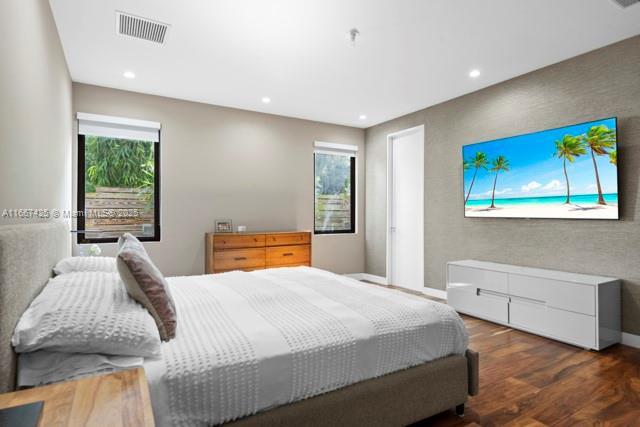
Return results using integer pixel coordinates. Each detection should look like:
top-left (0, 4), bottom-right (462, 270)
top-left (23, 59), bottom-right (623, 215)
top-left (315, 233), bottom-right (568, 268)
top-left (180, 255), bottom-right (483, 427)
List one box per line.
top-left (366, 283), bottom-right (640, 426)
top-left (421, 314), bottom-right (640, 426)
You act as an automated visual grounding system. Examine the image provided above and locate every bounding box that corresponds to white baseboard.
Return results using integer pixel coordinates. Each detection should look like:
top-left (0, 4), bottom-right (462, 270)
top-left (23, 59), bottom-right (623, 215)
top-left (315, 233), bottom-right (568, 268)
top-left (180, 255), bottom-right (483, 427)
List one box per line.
top-left (421, 287), bottom-right (448, 300)
top-left (344, 273), bottom-right (388, 285)
top-left (622, 332), bottom-right (640, 349)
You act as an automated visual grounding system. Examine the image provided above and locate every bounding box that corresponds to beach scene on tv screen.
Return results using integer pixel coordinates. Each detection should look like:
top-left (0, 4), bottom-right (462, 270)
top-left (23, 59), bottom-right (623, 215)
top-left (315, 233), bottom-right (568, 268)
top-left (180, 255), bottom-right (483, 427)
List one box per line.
top-left (463, 118), bottom-right (618, 219)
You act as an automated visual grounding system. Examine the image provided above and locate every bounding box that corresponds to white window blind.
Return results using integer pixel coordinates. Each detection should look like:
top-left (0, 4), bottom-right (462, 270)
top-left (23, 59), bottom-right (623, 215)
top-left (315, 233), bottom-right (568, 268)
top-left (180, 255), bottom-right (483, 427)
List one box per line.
top-left (314, 141), bottom-right (358, 157)
top-left (77, 113), bottom-right (161, 142)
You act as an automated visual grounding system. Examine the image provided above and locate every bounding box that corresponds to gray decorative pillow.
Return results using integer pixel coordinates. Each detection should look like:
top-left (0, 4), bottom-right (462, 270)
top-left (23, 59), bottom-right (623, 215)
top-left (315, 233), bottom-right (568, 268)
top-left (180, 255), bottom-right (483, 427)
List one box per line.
top-left (118, 232), bottom-right (144, 249)
top-left (116, 236), bottom-right (177, 341)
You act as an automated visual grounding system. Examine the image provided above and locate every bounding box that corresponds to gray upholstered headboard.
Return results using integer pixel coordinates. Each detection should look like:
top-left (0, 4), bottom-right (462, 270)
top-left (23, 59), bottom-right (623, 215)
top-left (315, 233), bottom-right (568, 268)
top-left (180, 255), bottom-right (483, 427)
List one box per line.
top-left (0, 222), bottom-right (70, 392)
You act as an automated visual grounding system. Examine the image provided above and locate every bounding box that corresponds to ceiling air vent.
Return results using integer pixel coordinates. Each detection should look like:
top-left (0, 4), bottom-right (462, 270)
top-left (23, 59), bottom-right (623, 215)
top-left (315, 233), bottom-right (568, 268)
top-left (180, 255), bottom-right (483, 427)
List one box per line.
top-left (611, 0), bottom-right (639, 7)
top-left (116, 11), bottom-right (169, 44)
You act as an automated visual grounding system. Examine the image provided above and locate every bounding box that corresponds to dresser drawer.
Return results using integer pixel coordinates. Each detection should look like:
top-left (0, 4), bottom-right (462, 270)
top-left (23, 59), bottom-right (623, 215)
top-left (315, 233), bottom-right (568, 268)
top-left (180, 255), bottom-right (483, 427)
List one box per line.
top-left (216, 266), bottom-right (266, 273)
top-left (448, 264), bottom-right (508, 294)
top-left (214, 248), bottom-right (265, 271)
top-left (509, 274), bottom-right (595, 316)
top-left (214, 234), bottom-right (265, 250)
top-left (266, 245), bottom-right (310, 266)
top-left (272, 262), bottom-right (310, 268)
top-left (265, 232), bottom-right (310, 247)
top-left (510, 299), bottom-right (596, 348)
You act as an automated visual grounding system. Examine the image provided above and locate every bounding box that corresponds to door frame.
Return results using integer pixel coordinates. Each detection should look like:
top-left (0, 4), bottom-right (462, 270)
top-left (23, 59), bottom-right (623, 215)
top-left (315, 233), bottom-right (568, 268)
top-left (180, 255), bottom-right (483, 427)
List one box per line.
top-left (386, 125), bottom-right (425, 288)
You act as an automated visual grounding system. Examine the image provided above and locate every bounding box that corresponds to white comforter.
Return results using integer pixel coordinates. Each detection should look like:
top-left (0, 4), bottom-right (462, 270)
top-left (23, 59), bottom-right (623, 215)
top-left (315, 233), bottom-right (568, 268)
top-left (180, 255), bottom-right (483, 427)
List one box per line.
top-left (147, 267), bottom-right (468, 427)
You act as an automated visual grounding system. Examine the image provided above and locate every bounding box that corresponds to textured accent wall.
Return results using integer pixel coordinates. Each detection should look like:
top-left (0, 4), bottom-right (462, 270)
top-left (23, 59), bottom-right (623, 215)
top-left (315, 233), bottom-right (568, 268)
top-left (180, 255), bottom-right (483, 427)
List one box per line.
top-left (0, 1), bottom-right (72, 224)
top-left (72, 84), bottom-right (365, 277)
top-left (365, 35), bottom-right (640, 334)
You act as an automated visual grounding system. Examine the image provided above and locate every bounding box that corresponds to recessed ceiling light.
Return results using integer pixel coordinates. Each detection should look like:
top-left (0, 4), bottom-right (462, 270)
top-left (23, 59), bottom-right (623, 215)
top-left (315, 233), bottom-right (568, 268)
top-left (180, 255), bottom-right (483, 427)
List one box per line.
top-left (469, 69), bottom-right (481, 78)
top-left (261, 97), bottom-right (271, 104)
top-left (359, 114), bottom-right (367, 120)
top-left (123, 71), bottom-right (136, 79)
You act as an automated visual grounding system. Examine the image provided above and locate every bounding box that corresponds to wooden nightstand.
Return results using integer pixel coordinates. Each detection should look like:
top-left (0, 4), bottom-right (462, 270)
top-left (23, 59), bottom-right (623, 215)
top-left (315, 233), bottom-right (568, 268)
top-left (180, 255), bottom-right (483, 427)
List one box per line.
top-left (0, 368), bottom-right (154, 426)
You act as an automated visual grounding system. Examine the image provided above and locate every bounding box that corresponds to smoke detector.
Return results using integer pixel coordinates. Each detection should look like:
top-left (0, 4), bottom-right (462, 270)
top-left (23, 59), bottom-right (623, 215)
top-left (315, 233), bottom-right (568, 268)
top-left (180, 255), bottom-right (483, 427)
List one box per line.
top-left (116, 11), bottom-right (169, 44)
top-left (611, 0), bottom-right (639, 7)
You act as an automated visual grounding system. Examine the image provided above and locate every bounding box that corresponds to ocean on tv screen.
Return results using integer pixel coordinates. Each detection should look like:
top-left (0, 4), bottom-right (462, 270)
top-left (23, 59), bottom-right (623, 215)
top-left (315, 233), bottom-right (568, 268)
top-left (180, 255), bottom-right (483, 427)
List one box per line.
top-left (463, 118), bottom-right (618, 219)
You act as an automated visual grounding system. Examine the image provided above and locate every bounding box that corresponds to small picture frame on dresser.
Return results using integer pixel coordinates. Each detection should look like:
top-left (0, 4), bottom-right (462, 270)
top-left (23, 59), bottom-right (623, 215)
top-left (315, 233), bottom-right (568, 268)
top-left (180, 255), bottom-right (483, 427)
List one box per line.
top-left (215, 219), bottom-right (233, 233)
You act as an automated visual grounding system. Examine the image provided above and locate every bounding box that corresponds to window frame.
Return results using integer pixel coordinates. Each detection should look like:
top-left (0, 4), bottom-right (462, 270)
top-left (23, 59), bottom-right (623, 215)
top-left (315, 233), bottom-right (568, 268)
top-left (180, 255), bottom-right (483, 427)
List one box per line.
top-left (77, 133), bottom-right (161, 244)
top-left (313, 152), bottom-right (356, 235)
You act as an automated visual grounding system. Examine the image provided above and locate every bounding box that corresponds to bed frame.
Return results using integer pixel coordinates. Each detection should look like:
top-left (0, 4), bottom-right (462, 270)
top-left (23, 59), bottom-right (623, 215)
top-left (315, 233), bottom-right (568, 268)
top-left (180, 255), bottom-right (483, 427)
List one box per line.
top-left (0, 223), bottom-right (478, 426)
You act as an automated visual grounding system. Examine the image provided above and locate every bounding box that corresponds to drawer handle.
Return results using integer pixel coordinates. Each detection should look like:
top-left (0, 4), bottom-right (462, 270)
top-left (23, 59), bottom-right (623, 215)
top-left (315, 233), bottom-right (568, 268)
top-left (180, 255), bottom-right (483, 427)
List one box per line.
top-left (234, 257), bottom-right (247, 261)
top-left (510, 294), bottom-right (545, 305)
top-left (283, 253), bottom-right (294, 257)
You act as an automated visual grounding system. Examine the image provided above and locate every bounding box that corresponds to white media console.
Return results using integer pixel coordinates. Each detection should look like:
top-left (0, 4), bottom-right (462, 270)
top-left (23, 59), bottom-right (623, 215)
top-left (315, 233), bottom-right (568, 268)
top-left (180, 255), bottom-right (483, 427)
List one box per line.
top-left (446, 260), bottom-right (621, 350)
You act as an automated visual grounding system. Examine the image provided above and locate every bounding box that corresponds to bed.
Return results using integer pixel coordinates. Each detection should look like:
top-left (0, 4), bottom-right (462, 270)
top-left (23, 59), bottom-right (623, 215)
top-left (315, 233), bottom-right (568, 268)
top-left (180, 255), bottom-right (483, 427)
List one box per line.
top-left (0, 223), bottom-right (479, 426)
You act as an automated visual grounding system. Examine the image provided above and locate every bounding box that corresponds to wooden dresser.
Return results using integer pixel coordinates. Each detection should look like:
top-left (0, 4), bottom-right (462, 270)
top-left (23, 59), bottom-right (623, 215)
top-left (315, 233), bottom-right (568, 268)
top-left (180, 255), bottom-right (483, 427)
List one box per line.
top-left (205, 231), bottom-right (311, 273)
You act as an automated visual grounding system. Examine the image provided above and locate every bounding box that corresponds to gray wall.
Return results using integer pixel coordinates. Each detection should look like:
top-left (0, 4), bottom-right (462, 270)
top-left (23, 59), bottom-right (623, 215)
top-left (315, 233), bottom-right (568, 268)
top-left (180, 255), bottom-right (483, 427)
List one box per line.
top-left (73, 84), bottom-right (365, 277)
top-left (365, 35), bottom-right (640, 334)
top-left (0, 1), bottom-right (72, 223)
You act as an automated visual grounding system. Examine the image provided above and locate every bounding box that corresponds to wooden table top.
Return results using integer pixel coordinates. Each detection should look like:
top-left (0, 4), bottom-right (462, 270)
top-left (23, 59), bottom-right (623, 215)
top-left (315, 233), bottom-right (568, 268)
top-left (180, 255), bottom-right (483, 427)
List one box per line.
top-left (0, 368), bottom-right (154, 427)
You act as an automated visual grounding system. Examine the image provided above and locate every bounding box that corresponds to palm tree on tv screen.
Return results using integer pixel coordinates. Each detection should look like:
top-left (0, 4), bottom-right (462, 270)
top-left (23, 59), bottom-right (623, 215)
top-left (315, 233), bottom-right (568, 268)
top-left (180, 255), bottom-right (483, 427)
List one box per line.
top-left (609, 149), bottom-right (617, 166)
top-left (489, 155), bottom-right (510, 208)
top-left (581, 125), bottom-right (616, 205)
top-left (463, 152), bottom-right (488, 205)
top-left (554, 135), bottom-right (586, 204)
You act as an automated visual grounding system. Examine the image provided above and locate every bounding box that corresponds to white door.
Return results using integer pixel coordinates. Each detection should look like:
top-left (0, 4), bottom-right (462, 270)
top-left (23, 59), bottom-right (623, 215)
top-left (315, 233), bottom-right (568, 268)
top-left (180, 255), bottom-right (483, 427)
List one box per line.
top-left (388, 126), bottom-right (424, 291)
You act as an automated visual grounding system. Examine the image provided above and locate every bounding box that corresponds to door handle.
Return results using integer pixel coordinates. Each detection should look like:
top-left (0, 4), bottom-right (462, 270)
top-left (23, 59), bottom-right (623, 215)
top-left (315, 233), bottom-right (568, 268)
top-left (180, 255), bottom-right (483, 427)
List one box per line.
top-left (282, 253), bottom-right (294, 257)
top-left (234, 257), bottom-right (247, 261)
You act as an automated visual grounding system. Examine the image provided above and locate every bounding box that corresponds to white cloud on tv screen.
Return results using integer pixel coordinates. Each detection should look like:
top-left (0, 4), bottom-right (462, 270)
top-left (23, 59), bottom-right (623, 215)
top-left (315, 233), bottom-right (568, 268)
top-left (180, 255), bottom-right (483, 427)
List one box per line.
top-left (521, 181), bottom-right (542, 192)
top-left (542, 180), bottom-right (564, 191)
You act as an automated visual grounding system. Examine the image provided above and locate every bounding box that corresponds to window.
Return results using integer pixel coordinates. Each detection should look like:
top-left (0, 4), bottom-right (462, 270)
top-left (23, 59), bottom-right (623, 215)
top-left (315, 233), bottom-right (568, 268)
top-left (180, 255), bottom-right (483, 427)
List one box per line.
top-left (77, 113), bottom-right (161, 243)
top-left (314, 142), bottom-right (356, 234)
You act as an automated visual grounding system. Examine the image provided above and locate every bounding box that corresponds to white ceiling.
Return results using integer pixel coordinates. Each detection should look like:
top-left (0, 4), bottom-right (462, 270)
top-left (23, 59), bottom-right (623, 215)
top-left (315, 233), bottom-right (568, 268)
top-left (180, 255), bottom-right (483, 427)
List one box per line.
top-left (49, 0), bottom-right (640, 128)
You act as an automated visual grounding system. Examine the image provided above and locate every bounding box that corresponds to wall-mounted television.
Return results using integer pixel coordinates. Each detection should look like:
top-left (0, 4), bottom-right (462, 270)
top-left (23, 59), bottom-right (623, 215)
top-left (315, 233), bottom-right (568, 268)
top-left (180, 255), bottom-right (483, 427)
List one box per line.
top-left (463, 117), bottom-right (618, 219)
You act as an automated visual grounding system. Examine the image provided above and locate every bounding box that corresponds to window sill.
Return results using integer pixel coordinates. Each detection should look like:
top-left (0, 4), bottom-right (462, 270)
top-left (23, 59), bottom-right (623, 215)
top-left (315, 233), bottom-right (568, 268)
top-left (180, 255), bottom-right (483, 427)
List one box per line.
top-left (313, 232), bottom-right (357, 236)
top-left (77, 236), bottom-right (160, 244)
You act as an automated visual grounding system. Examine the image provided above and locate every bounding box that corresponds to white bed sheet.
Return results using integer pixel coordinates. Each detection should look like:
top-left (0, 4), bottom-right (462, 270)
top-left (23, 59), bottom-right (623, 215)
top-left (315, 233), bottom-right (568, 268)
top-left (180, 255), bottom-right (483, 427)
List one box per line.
top-left (17, 350), bottom-right (143, 387)
top-left (147, 267), bottom-right (468, 427)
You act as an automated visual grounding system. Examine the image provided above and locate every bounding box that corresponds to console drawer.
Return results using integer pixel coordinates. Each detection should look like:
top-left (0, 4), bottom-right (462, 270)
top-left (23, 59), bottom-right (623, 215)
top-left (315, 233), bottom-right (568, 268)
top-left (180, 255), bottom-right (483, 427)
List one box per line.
top-left (447, 285), bottom-right (509, 324)
top-left (510, 299), bottom-right (596, 348)
top-left (448, 264), bottom-right (508, 294)
top-left (509, 274), bottom-right (595, 316)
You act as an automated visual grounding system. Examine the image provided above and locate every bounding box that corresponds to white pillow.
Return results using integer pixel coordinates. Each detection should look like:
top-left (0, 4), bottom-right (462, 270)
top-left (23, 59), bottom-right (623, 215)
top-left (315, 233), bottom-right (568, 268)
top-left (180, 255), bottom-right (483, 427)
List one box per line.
top-left (12, 271), bottom-right (161, 357)
top-left (53, 256), bottom-right (117, 275)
